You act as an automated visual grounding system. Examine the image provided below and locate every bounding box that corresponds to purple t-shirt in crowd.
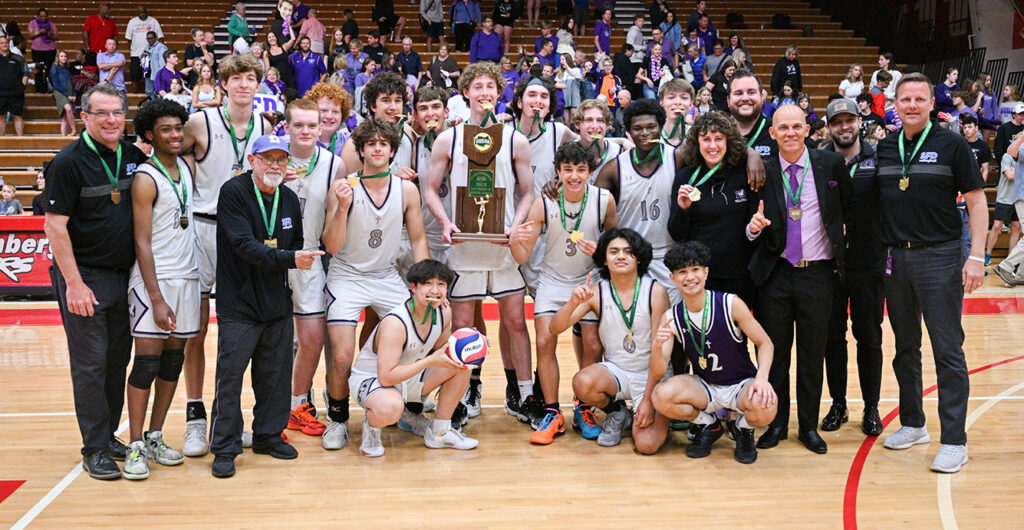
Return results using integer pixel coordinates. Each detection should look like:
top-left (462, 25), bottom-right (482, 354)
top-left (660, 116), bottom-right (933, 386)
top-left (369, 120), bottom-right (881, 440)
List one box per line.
top-left (289, 50), bottom-right (327, 97)
top-left (594, 21), bottom-right (611, 55)
top-left (155, 67), bottom-right (182, 94)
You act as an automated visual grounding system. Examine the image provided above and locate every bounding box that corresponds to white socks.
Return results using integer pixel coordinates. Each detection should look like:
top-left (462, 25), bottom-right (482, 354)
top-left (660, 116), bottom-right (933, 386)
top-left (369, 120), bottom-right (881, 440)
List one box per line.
top-left (432, 419), bottom-right (451, 433)
top-left (291, 393), bottom-right (308, 410)
top-left (517, 380), bottom-right (533, 400)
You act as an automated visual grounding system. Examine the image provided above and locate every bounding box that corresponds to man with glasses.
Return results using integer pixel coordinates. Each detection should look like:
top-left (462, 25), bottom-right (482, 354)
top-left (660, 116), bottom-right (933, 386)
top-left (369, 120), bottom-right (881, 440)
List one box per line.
top-left (209, 134), bottom-right (324, 478)
top-left (44, 83), bottom-right (148, 480)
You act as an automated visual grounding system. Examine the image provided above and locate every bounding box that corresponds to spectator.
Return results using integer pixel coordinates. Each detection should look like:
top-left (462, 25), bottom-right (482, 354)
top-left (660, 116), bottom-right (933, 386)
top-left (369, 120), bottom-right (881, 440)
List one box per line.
top-left (68, 48), bottom-right (96, 96)
top-left (797, 93), bottom-right (817, 124)
top-left (427, 43), bottom-right (459, 89)
top-left (364, 31), bottom-right (389, 65)
top-left (271, 1), bottom-right (297, 50)
top-left (396, 37), bottom-right (423, 85)
top-left (267, 31), bottom-right (296, 89)
top-left (343, 39), bottom-right (368, 92)
top-left (683, 24), bottom-right (701, 55)
top-left (96, 37), bottom-right (126, 94)
top-left (525, 0), bottom-right (541, 28)
top-left (731, 48), bottom-right (751, 73)
top-left (451, 0), bottom-right (481, 52)
top-left (987, 153), bottom-right (1021, 264)
top-left (976, 72), bottom-right (1000, 141)
top-left (703, 38), bottom-right (727, 78)
top-left (935, 67), bottom-right (959, 116)
top-left (573, 0), bottom-right (589, 38)
top-left (868, 69), bottom-right (890, 115)
top-left (355, 57), bottom-right (377, 90)
top-left (593, 0), bottom-right (615, 21)
top-left (290, 0), bottom-right (311, 31)
top-left (51, 50), bottom-right (76, 136)
top-left (289, 36), bottom-right (327, 97)
top-left (248, 42), bottom-right (266, 76)
top-left (228, 3), bottom-right (252, 54)
top-left (81, 3), bottom-right (116, 64)
top-left (557, 17), bottom-right (576, 54)
top-left (328, 55), bottom-right (347, 86)
top-left (203, 31), bottom-right (220, 75)
top-left (773, 79), bottom-right (797, 107)
top-left (636, 42), bottom-right (668, 99)
top-left (611, 88), bottom-right (630, 135)
top-left (32, 169), bottom-right (46, 215)
top-left (328, 29), bottom-right (347, 73)
top-left (142, 31), bottom-right (167, 99)
top-left (626, 14), bottom-right (645, 64)
top-left (695, 14), bottom-right (716, 52)
top-left (646, 27), bottom-right (675, 65)
top-left (594, 9), bottom-right (612, 56)
top-left (724, 33), bottom-right (752, 68)
top-left (838, 63), bottom-right (864, 98)
top-left (163, 77), bottom-right (192, 109)
top-left (557, 53), bottom-right (582, 124)
top-left (184, 28), bottom-right (213, 69)
top-left (661, 11), bottom-right (682, 54)
top-left (373, 0), bottom-right (406, 44)
top-left (946, 90), bottom-right (976, 132)
top-left (423, 0), bottom-right (448, 52)
top-left (692, 85), bottom-right (713, 116)
top-left (869, 51), bottom-right (901, 102)
top-left (534, 37), bottom-right (557, 69)
top-left (299, 9), bottom-right (327, 54)
top-left (855, 93), bottom-right (883, 137)
top-left (28, 8), bottom-right (59, 94)
top-left (341, 10), bottom-right (359, 45)
top-left (704, 57), bottom-right (735, 110)
top-left (770, 44), bottom-right (801, 97)
top-left (470, 16), bottom-right (503, 63)
top-left (595, 56), bottom-right (622, 105)
top-left (685, 44), bottom-right (706, 87)
top-left (0, 35), bottom-right (28, 137)
top-left (1000, 84), bottom-right (1021, 123)
top-left (155, 49), bottom-right (182, 97)
top-left (687, 0), bottom-right (708, 30)
top-left (534, 21), bottom-right (558, 53)
top-left (191, 62), bottom-right (222, 112)
top-left (0, 184), bottom-right (23, 215)
top-left (649, 0), bottom-right (669, 29)
top-left (611, 44), bottom-right (636, 95)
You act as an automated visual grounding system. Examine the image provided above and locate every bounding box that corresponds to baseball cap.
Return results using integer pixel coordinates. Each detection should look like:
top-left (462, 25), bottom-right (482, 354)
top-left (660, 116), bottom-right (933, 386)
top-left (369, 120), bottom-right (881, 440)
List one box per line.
top-left (1013, 102), bottom-right (1024, 115)
top-left (826, 98), bottom-right (858, 122)
top-left (250, 134), bottom-right (291, 156)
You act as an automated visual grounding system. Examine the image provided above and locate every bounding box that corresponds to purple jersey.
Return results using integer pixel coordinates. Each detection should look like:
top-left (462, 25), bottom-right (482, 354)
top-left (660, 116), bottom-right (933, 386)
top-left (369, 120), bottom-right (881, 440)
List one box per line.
top-left (670, 290), bottom-right (756, 385)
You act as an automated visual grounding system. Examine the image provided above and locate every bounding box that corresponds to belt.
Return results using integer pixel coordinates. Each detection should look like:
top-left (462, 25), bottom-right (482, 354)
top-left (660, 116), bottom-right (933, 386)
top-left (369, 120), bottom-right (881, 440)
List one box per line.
top-left (780, 258), bottom-right (829, 268)
top-left (891, 239), bottom-right (953, 249)
top-left (195, 212), bottom-right (217, 222)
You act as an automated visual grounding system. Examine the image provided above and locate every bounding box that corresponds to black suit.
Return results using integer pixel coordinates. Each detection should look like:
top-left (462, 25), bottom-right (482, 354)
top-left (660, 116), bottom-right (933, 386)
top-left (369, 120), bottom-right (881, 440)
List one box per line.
top-left (749, 148), bottom-right (852, 433)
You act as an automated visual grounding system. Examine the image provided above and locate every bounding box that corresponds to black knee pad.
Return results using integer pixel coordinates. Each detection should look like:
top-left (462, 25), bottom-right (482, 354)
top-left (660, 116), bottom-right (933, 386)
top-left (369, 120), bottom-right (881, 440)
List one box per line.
top-left (572, 323), bottom-right (582, 337)
top-left (128, 355), bottom-right (161, 390)
top-left (158, 349), bottom-right (185, 381)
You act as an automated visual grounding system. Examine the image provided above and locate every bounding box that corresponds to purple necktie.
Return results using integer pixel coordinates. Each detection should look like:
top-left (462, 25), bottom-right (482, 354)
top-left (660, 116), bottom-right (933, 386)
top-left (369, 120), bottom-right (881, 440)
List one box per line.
top-left (785, 163), bottom-right (803, 265)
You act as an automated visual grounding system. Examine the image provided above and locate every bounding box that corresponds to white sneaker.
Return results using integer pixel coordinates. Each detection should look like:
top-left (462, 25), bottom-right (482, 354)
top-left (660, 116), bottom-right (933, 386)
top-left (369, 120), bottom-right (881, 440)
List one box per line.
top-left (424, 425), bottom-right (479, 450)
top-left (930, 444), bottom-right (968, 473)
top-left (421, 397), bottom-right (437, 413)
top-left (322, 421), bottom-right (349, 450)
top-left (397, 410), bottom-right (430, 436)
top-left (123, 441), bottom-right (150, 480)
top-left (597, 408), bottom-right (633, 447)
top-left (145, 431), bottom-right (184, 466)
top-left (883, 425), bottom-right (931, 450)
top-left (182, 419), bottom-right (209, 457)
top-left (359, 419), bottom-right (385, 457)
top-left (241, 430), bottom-right (253, 448)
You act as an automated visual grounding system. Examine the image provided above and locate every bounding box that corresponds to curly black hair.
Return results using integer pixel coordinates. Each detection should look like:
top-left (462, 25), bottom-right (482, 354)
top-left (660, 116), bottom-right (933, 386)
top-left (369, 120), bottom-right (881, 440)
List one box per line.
top-left (363, 71), bottom-right (408, 115)
top-left (406, 259), bottom-right (455, 286)
top-left (555, 142), bottom-right (596, 171)
top-left (133, 98), bottom-right (190, 144)
top-left (511, 75), bottom-right (557, 122)
top-left (592, 228), bottom-right (653, 280)
top-left (622, 98), bottom-right (666, 132)
top-left (679, 110), bottom-right (748, 168)
top-left (663, 241), bottom-right (711, 272)
top-left (350, 117), bottom-right (403, 164)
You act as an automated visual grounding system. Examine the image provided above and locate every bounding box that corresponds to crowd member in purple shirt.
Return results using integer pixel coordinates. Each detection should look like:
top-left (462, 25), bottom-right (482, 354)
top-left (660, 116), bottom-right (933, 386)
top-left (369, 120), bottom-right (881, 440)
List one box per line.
top-left (534, 22), bottom-right (558, 53)
top-left (154, 49), bottom-right (183, 96)
top-left (646, 27), bottom-right (676, 64)
top-left (695, 14), bottom-right (716, 53)
top-left (593, 9), bottom-right (612, 56)
top-left (289, 36), bottom-right (327, 97)
top-left (535, 38), bottom-right (558, 69)
top-left (470, 16), bottom-right (504, 63)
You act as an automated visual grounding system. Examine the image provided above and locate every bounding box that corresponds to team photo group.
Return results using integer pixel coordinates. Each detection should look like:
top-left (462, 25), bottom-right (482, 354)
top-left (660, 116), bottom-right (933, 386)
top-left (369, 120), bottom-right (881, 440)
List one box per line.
top-left (45, 43), bottom-right (986, 482)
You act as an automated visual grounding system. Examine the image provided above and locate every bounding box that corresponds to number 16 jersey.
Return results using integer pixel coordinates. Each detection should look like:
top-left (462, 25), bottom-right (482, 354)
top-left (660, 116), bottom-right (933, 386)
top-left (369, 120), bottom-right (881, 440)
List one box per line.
top-left (615, 146), bottom-right (677, 259)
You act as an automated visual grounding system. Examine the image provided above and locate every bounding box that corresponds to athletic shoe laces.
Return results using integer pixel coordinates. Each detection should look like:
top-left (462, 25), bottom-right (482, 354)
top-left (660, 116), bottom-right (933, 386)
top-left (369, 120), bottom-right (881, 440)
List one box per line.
top-left (579, 408), bottom-right (598, 426)
top-left (537, 412), bottom-right (557, 430)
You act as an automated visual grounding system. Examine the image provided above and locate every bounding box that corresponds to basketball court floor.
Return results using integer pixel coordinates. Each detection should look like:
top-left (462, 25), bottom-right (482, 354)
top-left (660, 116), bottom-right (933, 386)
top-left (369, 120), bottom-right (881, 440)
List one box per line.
top-left (0, 275), bottom-right (1022, 527)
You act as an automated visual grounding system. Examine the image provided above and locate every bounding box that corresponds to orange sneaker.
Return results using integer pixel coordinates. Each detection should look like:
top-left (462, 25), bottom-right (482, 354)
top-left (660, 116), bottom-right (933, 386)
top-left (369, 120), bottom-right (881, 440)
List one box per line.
top-left (529, 409), bottom-right (565, 445)
top-left (288, 403), bottom-right (326, 435)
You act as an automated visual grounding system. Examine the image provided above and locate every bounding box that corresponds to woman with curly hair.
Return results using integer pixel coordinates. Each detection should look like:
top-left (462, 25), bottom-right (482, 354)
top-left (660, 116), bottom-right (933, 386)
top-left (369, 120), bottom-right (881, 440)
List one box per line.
top-left (667, 110), bottom-right (760, 304)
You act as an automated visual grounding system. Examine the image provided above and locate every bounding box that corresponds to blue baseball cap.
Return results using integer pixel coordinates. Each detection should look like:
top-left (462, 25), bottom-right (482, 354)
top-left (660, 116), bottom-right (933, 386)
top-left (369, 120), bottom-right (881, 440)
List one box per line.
top-left (250, 134), bottom-right (291, 156)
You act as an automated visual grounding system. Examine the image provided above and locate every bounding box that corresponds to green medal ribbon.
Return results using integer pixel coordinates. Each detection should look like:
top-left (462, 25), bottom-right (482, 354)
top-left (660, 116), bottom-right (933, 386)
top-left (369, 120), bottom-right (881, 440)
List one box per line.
top-left (682, 291), bottom-right (712, 360)
top-left (150, 155), bottom-right (188, 214)
top-left (781, 151), bottom-right (810, 206)
top-left (589, 138), bottom-right (606, 161)
top-left (328, 131), bottom-right (338, 153)
top-left (848, 162), bottom-right (859, 179)
top-left (407, 299), bottom-right (437, 325)
top-left (479, 110), bottom-right (499, 128)
top-left (898, 120), bottom-right (933, 177)
top-left (252, 178), bottom-right (280, 240)
top-left (424, 128), bottom-right (438, 150)
top-left (632, 143), bottom-right (662, 166)
top-left (609, 276), bottom-right (641, 332)
top-left (558, 183), bottom-right (588, 234)
top-left (516, 113), bottom-right (546, 136)
top-left (662, 114), bottom-right (685, 142)
top-left (688, 161), bottom-right (723, 188)
top-left (290, 147), bottom-right (318, 175)
top-left (223, 107), bottom-right (255, 168)
top-left (746, 117), bottom-right (766, 147)
top-left (358, 170), bottom-right (392, 180)
top-left (82, 132), bottom-right (122, 191)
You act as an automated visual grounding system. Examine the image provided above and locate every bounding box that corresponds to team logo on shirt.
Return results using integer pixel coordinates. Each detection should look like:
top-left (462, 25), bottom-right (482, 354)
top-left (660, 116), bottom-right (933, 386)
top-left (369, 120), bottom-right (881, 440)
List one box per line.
top-left (282, 217), bottom-right (293, 229)
top-left (755, 145), bottom-right (772, 157)
top-left (919, 152), bottom-right (939, 163)
top-left (734, 189), bottom-right (747, 202)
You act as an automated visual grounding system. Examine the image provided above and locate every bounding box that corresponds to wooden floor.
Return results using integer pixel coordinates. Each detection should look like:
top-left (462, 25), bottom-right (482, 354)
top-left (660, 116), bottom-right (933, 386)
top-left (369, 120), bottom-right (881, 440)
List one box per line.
top-left (1, 275), bottom-right (1024, 528)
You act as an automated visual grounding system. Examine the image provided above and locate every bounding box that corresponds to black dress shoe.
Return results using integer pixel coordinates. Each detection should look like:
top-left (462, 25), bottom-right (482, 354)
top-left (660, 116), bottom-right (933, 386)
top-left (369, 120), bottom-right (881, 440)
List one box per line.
top-left (798, 430), bottom-right (828, 454)
top-left (252, 440), bottom-right (299, 459)
top-left (862, 406), bottom-right (884, 436)
top-left (211, 455), bottom-right (236, 478)
top-left (82, 451), bottom-right (122, 480)
top-left (821, 403), bottom-right (849, 431)
top-left (107, 437), bottom-right (127, 462)
top-left (756, 426), bottom-right (788, 449)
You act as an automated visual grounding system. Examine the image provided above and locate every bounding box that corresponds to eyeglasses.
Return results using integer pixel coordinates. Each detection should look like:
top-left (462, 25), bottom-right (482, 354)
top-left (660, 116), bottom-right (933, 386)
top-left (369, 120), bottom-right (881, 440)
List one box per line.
top-left (256, 155), bottom-right (290, 167)
top-left (85, 110), bottom-right (127, 119)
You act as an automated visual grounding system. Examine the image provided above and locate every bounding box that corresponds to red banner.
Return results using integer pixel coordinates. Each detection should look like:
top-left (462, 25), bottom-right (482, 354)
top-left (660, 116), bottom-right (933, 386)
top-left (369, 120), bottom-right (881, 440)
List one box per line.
top-left (0, 216), bottom-right (53, 294)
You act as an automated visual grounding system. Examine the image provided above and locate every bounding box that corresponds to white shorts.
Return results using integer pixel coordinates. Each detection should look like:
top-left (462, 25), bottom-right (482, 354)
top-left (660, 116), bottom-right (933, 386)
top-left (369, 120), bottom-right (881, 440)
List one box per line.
top-left (693, 374), bottom-right (752, 414)
top-left (534, 280), bottom-right (597, 323)
top-left (288, 266), bottom-right (327, 318)
top-left (128, 278), bottom-right (201, 339)
top-left (195, 218), bottom-right (217, 296)
top-left (326, 273), bottom-right (409, 326)
top-left (598, 361), bottom-right (649, 406)
top-left (648, 259), bottom-right (681, 305)
top-left (349, 368), bottom-right (426, 408)
top-left (449, 264), bottom-right (526, 301)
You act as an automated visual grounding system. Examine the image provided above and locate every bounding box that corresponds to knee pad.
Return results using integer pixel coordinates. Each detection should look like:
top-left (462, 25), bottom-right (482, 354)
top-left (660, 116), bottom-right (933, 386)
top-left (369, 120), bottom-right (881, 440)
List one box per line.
top-left (572, 323), bottom-right (582, 337)
top-left (158, 349), bottom-right (185, 382)
top-left (127, 355), bottom-right (161, 390)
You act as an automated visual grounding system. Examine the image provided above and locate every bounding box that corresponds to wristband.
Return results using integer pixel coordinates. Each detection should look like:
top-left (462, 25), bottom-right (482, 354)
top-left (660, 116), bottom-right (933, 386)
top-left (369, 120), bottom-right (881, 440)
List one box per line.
top-left (967, 255), bottom-right (984, 263)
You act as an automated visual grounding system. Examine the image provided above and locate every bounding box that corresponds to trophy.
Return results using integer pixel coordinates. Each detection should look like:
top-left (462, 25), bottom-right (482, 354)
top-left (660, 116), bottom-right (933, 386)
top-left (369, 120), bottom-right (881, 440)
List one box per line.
top-left (452, 122), bottom-right (508, 243)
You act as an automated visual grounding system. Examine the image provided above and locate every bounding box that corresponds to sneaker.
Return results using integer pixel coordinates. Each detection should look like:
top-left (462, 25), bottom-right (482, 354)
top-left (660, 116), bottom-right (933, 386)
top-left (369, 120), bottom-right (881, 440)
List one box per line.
top-left (883, 425), bottom-right (931, 450)
top-left (306, 388), bottom-right (318, 417)
top-left (930, 444), bottom-right (968, 473)
top-left (424, 425), bottom-right (479, 450)
top-left (596, 408), bottom-right (632, 447)
top-left (505, 386), bottom-right (523, 420)
top-left (422, 397), bottom-right (437, 413)
top-left (241, 431), bottom-right (253, 448)
top-left (462, 382), bottom-right (482, 418)
top-left (288, 402), bottom-right (327, 436)
top-left (994, 265), bottom-right (1017, 288)
top-left (359, 419), bottom-right (385, 457)
top-left (686, 420), bottom-right (725, 458)
top-left (984, 254), bottom-right (992, 265)
top-left (688, 422), bottom-right (703, 441)
top-left (211, 455), bottom-right (235, 478)
top-left (452, 402), bottom-right (469, 430)
top-left (182, 419), bottom-right (209, 457)
top-left (107, 437), bottom-right (128, 462)
top-left (520, 395), bottom-right (547, 429)
top-left (725, 419), bottom-right (740, 441)
top-left (144, 431), bottom-right (184, 466)
top-left (573, 403), bottom-right (602, 440)
top-left (122, 441), bottom-right (150, 480)
top-left (322, 421), bottom-right (350, 450)
top-left (733, 427), bottom-right (758, 464)
top-left (669, 419), bottom-right (692, 431)
top-left (398, 410), bottom-right (431, 436)
top-left (530, 410), bottom-right (566, 445)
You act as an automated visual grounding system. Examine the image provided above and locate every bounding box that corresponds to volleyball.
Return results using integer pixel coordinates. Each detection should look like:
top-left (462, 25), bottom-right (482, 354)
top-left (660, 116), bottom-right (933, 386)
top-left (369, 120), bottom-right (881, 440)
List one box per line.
top-left (446, 328), bottom-right (488, 367)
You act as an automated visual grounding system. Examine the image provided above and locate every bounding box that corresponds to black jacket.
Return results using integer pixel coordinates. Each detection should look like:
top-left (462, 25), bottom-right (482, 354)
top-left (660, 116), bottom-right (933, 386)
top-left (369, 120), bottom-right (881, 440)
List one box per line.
top-left (770, 57), bottom-right (802, 97)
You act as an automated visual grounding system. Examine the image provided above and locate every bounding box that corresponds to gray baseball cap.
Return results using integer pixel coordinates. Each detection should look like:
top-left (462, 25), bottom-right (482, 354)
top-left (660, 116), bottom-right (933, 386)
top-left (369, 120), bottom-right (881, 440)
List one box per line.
top-left (826, 98), bottom-right (859, 122)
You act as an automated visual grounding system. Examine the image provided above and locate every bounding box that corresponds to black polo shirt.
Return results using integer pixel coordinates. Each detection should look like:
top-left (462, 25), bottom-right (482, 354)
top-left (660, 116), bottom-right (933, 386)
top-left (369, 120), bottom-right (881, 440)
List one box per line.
top-left (876, 121), bottom-right (985, 245)
top-left (742, 113), bottom-right (776, 161)
top-left (45, 137), bottom-right (147, 270)
top-left (216, 172), bottom-right (303, 323)
top-left (824, 140), bottom-right (883, 271)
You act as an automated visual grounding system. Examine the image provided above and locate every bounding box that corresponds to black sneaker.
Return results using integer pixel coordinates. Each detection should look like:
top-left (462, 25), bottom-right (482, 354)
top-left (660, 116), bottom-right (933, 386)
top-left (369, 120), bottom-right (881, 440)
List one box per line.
top-left (252, 440), bottom-right (298, 460)
top-left (725, 419), bottom-right (739, 441)
top-left (734, 427), bottom-right (758, 464)
top-left (504, 385), bottom-right (523, 420)
top-left (520, 395), bottom-right (547, 429)
top-left (687, 422), bottom-right (703, 441)
top-left (451, 401), bottom-right (469, 431)
top-left (211, 455), bottom-right (236, 478)
top-left (686, 420), bottom-right (725, 458)
top-left (107, 437), bottom-right (128, 462)
top-left (82, 450), bottom-right (122, 480)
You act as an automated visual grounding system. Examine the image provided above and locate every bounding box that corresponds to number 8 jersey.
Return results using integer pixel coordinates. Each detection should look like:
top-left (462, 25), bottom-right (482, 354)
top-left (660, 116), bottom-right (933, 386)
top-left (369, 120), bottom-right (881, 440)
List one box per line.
top-left (614, 146), bottom-right (677, 260)
top-left (328, 174), bottom-right (405, 280)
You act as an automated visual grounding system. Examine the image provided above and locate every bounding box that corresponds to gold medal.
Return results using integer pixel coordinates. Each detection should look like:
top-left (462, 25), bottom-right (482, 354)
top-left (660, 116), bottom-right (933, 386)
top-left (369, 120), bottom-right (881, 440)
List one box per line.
top-left (789, 207), bottom-right (803, 221)
top-left (688, 188), bottom-right (702, 202)
top-left (899, 176), bottom-right (909, 191)
top-left (179, 214), bottom-right (189, 229)
top-left (294, 166), bottom-right (308, 180)
top-left (481, 102), bottom-right (494, 110)
top-left (590, 133), bottom-right (603, 140)
top-left (425, 120), bottom-right (440, 128)
top-left (110, 190), bottom-right (121, 204)
top-left (626, 330), bottom-right (634, 347)
top-left (570, 230), bottom-right (584, 243)
top-left (347, 176), bottom-right (361, 188)
top-left (265, 238), bottom-right (277, 248)
top-left (698, 355), bottom-right (707, 370)
top-left (233, 164), bottom-right (244, 177)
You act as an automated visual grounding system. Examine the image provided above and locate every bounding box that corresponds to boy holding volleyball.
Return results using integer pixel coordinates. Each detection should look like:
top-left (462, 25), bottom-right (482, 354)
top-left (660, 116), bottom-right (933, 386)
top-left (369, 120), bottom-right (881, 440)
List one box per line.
top-left (348, 259), bottom-right (479, 457)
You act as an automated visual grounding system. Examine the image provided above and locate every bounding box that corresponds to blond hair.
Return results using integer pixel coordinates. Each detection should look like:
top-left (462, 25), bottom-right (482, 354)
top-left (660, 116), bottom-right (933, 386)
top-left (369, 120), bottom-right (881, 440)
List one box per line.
top-left (218, 53), bottom-right (264, 83)
top-left (573, 99), bottom-right (612, 125)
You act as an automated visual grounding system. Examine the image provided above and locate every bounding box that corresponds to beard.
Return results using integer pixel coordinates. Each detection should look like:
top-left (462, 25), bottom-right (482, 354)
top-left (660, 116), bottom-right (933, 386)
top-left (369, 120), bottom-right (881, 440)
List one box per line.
top-left (263, 169), bottom-right (284, 187)
top-left (831, 133), bottom-right (857, 148)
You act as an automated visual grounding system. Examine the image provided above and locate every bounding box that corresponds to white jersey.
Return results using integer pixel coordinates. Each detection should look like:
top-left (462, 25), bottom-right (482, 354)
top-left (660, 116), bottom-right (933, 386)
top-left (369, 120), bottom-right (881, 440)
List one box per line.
top-left (328, 174), bottom-right (405, 279)
top-left (598, 275), bottom-right (655, 373)
top-left (590, 140), bottom-right (623, 184)
top-left (448, 123), bottom-right (519, 272)
top-left (390, 129), bottom-right (415, 175)
top-left (352, 300), bottom-right (445, 375)
top-left (527, 121), bottom-right (568, 198)
top-left (414, 134), bottom-right (451, 247)
top-left (193, 107), bottom-right (268, 215)
top-left (284, 145), bottom-right (338, 250)
top-left (615, 146), bottom-right (677, 258)
top-left (129, 159), bottom-right (199, 285)
top-left (540, 185), bottom-right (608, 287)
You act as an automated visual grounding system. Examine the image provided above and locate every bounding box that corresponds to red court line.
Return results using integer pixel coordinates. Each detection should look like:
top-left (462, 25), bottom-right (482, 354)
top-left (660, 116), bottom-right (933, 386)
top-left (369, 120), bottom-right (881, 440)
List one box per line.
top-left (843, 354), bottom-right (1024, 529)
top-left (0, 480), bottom-right (25, 505)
